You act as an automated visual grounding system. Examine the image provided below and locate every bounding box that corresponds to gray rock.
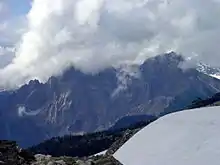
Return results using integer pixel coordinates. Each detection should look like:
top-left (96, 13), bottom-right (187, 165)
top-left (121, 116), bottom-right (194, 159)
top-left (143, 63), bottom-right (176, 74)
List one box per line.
top-left (47, 161), bottom-right (55, 165)
top-left (55, 160), bottom-right (66, 165)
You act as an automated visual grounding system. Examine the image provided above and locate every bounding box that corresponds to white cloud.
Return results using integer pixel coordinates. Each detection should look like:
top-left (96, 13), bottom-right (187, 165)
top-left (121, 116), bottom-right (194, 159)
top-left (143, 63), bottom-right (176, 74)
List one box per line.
top-left (1, 0), bottom-right (220, 89)
top-left (0, 1), bottom-right (27, 70)
top-left (0, 46), bottom-right (15, 68)
top-left (0, 1), bottom-right (7, 14)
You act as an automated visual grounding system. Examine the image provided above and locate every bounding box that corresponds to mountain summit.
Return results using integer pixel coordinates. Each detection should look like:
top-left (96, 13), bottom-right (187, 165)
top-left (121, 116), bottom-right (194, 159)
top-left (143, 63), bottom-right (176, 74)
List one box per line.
top-left (1, 53), bottom-right (220, 147)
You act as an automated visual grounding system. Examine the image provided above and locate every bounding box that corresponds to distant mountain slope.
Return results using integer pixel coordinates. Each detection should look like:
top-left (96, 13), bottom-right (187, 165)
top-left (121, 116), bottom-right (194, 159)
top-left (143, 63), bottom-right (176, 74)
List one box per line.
top-left (109, 115), bottom-right (156, 131)
top-left (197, 63), bottom-right (220, 80)
top-left (114, 106), bottom-right (220, 165)
top-left (28, 119), bottom-right (153, 158)
top-left (187, 92), bottom-right (220, 109)
top-left (1, 52), bottom-right (220, 147)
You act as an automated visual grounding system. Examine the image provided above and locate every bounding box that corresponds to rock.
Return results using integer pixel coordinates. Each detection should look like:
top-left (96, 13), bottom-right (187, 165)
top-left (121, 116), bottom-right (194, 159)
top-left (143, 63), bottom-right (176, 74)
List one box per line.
top-left (0, 140), bottom-right (35, 165)
top-left (35, 154), bottom-right (46, 161)
top-left (46, 161), bottom-right (55, 165)
top-left (55, 160), bottom-right (66, 165)
top-left (0, 160), bottom-right (5, 165)
top-left (0, 140), bottom-right (122, 165)
top-left (106, 129), bottom-right (139, 156)
top-left (91, 156), bottom-right (122, 165)
top-left (76, 160), bottom-right (90, 165)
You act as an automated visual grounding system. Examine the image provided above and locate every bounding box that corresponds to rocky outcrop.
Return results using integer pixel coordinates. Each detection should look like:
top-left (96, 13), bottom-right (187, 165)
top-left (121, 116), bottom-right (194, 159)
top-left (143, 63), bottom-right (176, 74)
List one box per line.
top-left (32, 154), bottom-right (75, 165)
top-left (0, 140), bottom-right (35, 165)
top-left (0, 140), bottom-right (121, 165)
top-left (91, 155), bottom-right (122, 165)
top-left (32, 154), bottom-right (122, 165)
top-left (106, 128), bottom-right (140, 156)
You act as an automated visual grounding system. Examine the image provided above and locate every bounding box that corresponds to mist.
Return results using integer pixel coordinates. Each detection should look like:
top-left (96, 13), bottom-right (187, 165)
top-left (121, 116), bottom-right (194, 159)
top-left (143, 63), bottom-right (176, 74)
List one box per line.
top-left (1, 0), bottom-right (220, 89)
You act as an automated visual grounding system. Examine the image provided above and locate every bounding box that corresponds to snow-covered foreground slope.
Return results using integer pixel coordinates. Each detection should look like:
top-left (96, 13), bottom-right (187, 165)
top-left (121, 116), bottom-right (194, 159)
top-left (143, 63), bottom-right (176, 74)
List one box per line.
top-left (114, 106), bottom-right (220, 165)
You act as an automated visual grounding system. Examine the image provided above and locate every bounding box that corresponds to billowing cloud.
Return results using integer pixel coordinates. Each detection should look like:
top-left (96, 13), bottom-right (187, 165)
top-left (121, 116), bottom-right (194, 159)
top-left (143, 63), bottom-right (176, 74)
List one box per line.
top-left (0, 1), bottom-right (27, 72)
top-left (0, 46), bottom-right (15, 68)
top-left (1, 0), bottom-right (220, 89)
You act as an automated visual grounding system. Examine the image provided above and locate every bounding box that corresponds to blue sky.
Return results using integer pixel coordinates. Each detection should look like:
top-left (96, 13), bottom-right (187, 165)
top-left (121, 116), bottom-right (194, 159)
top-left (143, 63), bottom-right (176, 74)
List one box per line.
top-left (7, 0), bottom-right (31, 15)
top-left (0, 0), bottom-right (31, 68)
top-left (0, 0), bottom-right (31, 45)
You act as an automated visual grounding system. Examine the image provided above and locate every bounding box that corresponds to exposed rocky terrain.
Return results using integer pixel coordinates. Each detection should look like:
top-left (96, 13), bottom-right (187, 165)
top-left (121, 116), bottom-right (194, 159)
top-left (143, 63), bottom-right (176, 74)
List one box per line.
top-left (0, 138), bottom-right (124, 165)
top-left (1, 53), bottom-right (220, 147)
top-left (0, 140), bottom-right (35, 165)
top-left (32, 154), bottom-right (122, 165)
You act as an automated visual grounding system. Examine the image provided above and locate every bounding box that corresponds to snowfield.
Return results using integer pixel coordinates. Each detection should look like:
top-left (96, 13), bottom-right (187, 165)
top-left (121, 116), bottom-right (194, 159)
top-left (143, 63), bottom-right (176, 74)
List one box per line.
top-left (210, 74), bottom-right (220, 80)
top-left (114, 106), bottom-right (220, 165)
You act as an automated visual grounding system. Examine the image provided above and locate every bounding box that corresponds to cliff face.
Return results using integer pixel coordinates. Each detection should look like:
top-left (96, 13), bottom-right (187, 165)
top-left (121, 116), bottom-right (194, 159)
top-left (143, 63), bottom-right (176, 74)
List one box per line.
top-left (0, 140), bottom-right (35, 165)
top-left (1, 53), bottom-right (220, 147)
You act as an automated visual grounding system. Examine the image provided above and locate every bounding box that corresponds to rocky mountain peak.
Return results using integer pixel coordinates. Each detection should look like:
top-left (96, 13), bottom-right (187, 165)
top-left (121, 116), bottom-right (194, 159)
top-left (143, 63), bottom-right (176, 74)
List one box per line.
top-left (1, 53), bottom-right (220, 147)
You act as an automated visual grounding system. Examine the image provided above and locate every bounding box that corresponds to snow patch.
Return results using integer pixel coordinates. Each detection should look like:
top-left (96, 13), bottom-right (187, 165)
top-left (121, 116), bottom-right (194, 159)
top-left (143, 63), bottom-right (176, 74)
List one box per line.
top-left (94, 150), bottom-right (107, 156)
top-left (114, 106), bottom-right (220, 165)
top-left (210, 74), bottom-right (220, 80)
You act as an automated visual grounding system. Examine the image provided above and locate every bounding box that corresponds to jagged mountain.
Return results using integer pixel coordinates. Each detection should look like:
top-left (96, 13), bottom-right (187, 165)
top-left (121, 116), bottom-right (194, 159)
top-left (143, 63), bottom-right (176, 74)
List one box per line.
top-left (1, 52), bottom-right (220, 147)
top-left (197, 63), bottom-right (220, 80)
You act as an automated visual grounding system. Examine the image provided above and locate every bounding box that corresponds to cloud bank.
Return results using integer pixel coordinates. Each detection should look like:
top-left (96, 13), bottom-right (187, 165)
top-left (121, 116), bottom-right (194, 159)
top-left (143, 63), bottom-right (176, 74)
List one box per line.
top-left (1, 0), bottom-right (220, 89)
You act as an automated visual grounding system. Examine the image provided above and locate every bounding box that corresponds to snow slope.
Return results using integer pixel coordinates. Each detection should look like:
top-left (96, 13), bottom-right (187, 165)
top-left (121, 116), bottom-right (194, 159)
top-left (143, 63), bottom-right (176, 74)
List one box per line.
top-left (197, 63), bottom-right (220, 80)
top-left (94, 150), bottom-right (107, 156)
top-left (210, 74), bottom-right (220, 80)
top-left (114, 106), bottom-right (220, 165)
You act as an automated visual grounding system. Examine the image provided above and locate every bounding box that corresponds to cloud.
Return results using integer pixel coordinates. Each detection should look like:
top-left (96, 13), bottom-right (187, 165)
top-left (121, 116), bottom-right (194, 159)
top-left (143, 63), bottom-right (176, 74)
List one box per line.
top-left (0, 1), bottom-right (8, 16)
top-left (1, 0), bottom-right (220, 89)
top-left (0, 1), bottom-right (27, 71)
top-left (0, 46), bottom-right (15, 68)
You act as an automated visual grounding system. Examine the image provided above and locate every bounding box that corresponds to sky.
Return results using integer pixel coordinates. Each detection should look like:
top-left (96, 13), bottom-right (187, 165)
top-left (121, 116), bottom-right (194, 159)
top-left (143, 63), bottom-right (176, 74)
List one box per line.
top-left (6, 0), bottom-right (31, 15)
top-left (1, 0), bottom-right (220, 89)
top-left (0, 0), bottom-right (30, 68)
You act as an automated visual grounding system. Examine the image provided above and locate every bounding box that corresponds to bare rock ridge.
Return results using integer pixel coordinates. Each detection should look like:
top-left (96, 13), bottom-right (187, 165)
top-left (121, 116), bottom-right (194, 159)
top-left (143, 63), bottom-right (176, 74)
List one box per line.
top-left (1, 52), bottom-right (220, 147)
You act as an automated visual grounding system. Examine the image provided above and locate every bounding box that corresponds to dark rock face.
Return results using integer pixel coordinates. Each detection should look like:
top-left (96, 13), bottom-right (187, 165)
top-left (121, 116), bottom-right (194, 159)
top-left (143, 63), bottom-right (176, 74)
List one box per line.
top-left (1, 53), bottom-right (220, 147)
top-left (91, 155), bottom-right (122, 165)
top-left (0, 140), bottom-right (35, 165)
top-left (186, 92), bottom-right (220, 109)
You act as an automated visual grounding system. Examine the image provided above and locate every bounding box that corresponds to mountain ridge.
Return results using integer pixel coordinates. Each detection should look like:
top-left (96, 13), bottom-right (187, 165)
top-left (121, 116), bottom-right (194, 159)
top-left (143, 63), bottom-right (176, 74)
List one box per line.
top-left (1, 52), bottom-right (220, 147)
